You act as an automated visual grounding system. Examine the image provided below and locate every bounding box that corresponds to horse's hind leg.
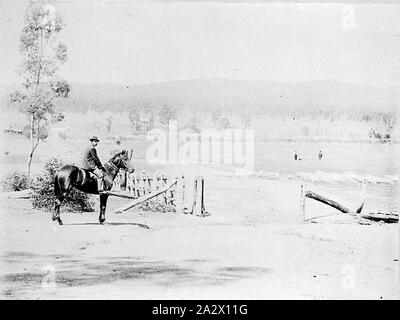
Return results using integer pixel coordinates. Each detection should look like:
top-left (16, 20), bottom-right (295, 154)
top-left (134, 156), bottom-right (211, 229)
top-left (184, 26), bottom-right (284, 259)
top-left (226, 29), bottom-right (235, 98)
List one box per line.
top-left (53, 193), bottom-right (66, 225)
top-left (53, 174), bottom-right (68, 225)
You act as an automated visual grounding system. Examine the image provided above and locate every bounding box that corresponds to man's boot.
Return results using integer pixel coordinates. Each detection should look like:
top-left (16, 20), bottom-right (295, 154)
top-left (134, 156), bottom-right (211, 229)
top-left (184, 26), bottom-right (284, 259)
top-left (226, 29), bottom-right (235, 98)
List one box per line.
top-left (97, 178), bottom-right (104, 193)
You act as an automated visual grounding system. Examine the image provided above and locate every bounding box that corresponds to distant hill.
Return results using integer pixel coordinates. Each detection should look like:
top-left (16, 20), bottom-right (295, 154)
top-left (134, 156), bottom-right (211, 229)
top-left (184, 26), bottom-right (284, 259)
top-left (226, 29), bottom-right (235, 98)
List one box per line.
top-left (1, 78), bottom-right (399, 114)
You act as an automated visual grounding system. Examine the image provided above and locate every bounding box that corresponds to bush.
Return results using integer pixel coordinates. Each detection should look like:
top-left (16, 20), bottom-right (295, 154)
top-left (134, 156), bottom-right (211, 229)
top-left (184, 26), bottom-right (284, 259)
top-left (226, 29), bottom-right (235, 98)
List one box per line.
top-left (1, 172), bottom-right (31, 191)
top-left (139, 199), bottom-right (176, 213)
top-left (30, 157), bottom-right (95, 212)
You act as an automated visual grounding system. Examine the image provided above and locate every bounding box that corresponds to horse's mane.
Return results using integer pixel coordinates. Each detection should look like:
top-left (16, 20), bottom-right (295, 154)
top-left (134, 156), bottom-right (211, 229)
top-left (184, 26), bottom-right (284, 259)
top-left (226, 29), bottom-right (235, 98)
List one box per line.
top-left (109, 150), bottom-right (127, 162)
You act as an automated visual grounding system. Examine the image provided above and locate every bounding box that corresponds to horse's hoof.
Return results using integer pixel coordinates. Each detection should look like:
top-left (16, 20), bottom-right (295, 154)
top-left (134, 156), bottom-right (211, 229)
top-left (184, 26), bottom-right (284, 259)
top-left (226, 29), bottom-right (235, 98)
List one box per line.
top-left (52, 217), bottom-right (63, 225)
top-left (99, 214), bottom-right (105, 225)
top-left (99, 220), bottom-right (105, 225)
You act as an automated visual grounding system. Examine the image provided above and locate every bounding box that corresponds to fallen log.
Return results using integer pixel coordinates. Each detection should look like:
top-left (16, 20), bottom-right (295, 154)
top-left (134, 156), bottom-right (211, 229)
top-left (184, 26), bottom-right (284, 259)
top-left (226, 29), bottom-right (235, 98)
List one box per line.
top-left (305, 190), bottom-right (352, 214)
top-left (300, 182), bottom-right (365, 223)
top-left (113, 179), bottom-right (177, 213)
top-left (304, 188), bottom-right (365, 216)
top-left (360, 212), bottom-right (398, 223)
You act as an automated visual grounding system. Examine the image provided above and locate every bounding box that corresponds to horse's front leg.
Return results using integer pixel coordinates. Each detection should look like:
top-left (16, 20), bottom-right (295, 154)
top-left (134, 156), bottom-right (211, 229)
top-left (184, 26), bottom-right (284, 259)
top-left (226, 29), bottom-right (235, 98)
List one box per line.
top-left (99, 194), bottom-right (109, 224)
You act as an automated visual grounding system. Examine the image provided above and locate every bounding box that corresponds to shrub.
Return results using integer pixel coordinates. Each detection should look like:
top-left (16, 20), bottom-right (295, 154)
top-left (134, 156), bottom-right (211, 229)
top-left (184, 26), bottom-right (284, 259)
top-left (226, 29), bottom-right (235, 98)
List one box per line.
top-left (30, 157), bottom-right (95, 212)
top-left (139, 199), bottom-right (176, 213)
top-left (1, 172), bottom-right (31, 191)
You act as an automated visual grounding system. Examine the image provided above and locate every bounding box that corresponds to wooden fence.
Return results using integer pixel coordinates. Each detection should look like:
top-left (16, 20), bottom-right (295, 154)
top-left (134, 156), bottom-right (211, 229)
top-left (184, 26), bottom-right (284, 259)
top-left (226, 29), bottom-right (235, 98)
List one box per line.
top-left (108, 171), bottom-right (209, 217)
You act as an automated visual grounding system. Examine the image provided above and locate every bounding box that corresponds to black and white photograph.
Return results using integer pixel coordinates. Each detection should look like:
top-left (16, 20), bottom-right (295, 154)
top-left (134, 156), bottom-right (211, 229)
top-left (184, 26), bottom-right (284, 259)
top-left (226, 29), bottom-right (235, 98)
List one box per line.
top-left (0, 0), bottom-right (399, 301)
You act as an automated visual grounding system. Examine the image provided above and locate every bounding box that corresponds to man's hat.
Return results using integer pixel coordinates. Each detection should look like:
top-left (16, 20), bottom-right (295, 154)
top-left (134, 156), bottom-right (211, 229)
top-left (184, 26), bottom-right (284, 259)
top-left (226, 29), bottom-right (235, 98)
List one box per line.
top-left (89, 135), bottom-right (100, 142)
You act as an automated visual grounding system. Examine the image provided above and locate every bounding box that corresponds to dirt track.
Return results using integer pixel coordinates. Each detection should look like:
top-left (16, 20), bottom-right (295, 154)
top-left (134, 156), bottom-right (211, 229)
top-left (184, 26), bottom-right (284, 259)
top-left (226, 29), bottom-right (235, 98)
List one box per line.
top-left (0, 169), bottom-right (398, 299)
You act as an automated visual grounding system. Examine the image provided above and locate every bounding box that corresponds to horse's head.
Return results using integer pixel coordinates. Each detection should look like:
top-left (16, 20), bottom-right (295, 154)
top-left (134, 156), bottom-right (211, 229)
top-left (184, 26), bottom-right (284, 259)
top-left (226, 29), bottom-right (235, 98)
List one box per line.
top-left (112, 150), bottom-right (135, 173)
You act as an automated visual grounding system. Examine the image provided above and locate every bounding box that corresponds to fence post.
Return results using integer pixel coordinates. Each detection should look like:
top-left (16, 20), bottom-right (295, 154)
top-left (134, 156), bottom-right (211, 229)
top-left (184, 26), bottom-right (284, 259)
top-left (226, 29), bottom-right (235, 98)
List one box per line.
top-left (200, 176), bottom-right (206, 216)
top-left (193, 176), bottom-right (204, 216)
top-left (356, 180), bottom-right (367, 221)
top-left (190, 177), bottom-right (199, 215)
top-left (175, 175), bottom-right (185, 214)
top-left (300, 184), bottom-right (306, 223)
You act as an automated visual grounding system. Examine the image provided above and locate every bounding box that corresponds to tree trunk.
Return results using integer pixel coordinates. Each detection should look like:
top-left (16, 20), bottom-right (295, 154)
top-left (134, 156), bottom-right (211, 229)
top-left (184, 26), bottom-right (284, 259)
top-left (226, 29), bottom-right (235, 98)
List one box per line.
top-left (27, 151), bottom-right (34, 176)
top-left (27, 115), bottom-right (34, 176)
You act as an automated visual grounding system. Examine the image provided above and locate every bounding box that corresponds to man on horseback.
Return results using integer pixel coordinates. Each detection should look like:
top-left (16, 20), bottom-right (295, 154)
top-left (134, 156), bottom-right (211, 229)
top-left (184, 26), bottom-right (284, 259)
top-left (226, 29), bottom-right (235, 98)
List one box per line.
top-left (82, 136), bottom-right (105, 192)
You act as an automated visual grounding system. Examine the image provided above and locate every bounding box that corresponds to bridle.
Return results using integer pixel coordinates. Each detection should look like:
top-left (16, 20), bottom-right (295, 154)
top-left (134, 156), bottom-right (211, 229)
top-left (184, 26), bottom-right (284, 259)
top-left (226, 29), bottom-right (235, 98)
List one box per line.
top-left (108, 152), bottom-right (130, 172)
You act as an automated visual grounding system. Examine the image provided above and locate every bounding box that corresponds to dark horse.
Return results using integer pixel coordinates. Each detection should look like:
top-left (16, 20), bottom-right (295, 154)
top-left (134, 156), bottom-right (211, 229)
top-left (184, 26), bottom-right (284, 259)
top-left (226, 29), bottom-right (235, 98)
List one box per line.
top-left (53, 150), bottom-right (135, 225)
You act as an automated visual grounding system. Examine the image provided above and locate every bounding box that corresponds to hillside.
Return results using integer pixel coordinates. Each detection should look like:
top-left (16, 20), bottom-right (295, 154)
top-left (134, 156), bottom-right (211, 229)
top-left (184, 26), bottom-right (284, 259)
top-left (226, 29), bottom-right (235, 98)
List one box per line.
top-left (1, 78), bottom-right (399, 115)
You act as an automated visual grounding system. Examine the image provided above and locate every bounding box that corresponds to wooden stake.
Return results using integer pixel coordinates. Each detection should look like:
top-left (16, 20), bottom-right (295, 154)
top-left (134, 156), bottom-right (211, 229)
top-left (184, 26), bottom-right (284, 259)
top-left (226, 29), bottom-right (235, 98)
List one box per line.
top-left (200, 177), bottom-right (206, 216)
top-left (182, 175), bottom-right (186, 213)
top-left (190, 177), bottom-right (198, 215)
top-left (300, 185), bottom-right (306, 222)
top-left (175, 175), bottom-right (185, 215)
top-left (355, 180), bottom-right (367, 215)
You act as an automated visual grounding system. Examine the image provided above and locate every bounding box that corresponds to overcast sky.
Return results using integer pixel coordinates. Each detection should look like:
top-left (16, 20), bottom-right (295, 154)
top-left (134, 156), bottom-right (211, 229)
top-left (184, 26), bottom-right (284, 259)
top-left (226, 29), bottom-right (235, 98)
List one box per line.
top-left (1, 0), bottom-right (400, 86)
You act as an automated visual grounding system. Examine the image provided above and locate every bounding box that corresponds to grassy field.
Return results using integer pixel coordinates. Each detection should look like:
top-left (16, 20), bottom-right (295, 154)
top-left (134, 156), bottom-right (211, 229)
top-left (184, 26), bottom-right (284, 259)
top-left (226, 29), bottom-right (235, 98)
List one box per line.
top-left (255, 142), bottom-right (399, 176)
top-left (1, 133), bottom-right (398, 176)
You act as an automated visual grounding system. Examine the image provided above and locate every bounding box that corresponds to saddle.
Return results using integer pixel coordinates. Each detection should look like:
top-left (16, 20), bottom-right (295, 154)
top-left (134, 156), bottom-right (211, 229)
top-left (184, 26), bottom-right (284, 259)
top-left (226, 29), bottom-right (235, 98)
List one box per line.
top-left (79, 168), bottom-right (113, 190)
top-left (79, 168), bottom-right (97, 180)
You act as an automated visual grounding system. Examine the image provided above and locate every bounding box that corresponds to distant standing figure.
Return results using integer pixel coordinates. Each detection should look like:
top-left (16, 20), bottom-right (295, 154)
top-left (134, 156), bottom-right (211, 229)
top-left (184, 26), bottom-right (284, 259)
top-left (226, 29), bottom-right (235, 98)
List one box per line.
top-left (318, 150), bottom-right (323, 161)
top-left (294, 150), bottom-right (298, 161)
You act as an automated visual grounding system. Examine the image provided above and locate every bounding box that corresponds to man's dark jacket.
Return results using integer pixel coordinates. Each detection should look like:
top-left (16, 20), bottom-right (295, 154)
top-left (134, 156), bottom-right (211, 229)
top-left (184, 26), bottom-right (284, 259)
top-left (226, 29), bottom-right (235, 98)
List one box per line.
top-left (82, 146), bottom-right (104, 170)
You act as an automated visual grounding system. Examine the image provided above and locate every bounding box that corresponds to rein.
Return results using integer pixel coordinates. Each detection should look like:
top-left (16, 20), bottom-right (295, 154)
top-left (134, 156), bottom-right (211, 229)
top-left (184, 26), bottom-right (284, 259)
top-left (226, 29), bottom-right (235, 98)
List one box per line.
top-left (105, 153), bottom-right (128, 175)
top-left (101, 157), bottom-right (121, 190)
top-left (106, 159), bottom-right (119, 172)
